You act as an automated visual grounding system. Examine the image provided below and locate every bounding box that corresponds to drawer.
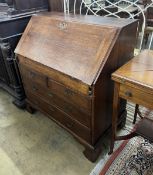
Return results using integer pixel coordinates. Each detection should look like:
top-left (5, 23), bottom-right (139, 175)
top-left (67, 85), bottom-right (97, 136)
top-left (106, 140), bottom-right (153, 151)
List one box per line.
top-left (26, 92), bottom-right (91, 143)
top-left (119, 84), bottom-right (153, 109)
top-left (24, 82), bottom-right (91, 128)
top-left (47, 78), bottom-right (92, 113)
top-left (19, 64), bottom-right (47, 87)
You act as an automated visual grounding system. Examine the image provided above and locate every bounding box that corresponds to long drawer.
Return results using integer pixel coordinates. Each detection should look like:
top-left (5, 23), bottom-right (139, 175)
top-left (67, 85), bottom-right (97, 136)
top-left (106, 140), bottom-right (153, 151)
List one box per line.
top-left (26, 91), bottom-right (91, 143)
top-left (20, 64), bottom-right (92, 113)
top-left (47, 78), bottom-right (92, 113)
top-left (24, 81), bottom-right (91, 128)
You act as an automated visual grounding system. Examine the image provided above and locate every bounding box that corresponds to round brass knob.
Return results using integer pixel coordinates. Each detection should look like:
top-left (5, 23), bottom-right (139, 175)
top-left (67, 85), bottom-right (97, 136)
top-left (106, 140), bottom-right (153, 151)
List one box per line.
top-left (125, 91), bottom-right (132, 97)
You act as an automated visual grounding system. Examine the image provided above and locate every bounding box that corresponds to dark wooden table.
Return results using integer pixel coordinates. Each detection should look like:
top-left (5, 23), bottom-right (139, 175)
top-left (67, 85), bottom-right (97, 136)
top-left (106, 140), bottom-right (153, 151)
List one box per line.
top-left (110, 50), bottom-right (153, 153)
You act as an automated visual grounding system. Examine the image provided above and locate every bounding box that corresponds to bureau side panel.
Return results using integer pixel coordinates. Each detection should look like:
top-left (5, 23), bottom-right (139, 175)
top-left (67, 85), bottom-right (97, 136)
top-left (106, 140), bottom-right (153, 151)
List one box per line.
top-left (92, 21), bottom-right (138, 144)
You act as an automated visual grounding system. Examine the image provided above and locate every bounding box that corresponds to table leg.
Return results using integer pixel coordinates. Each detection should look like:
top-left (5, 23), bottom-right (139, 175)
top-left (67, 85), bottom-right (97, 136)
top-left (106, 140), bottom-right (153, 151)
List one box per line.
top-left (133, 104), bottom-right (143, 124)
top-left (133, 104), bottom-right (139, 124)
top-left (109, 82), bottom-right (120, 154)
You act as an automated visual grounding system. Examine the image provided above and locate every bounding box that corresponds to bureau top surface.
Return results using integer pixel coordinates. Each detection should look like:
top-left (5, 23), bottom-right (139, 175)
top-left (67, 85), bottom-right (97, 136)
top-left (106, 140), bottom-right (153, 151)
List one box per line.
top-left (15, 13), bottom-right (127, 85)
top-left (38, 12), bottom-right (137, 28)
top-left (112, 50), bottom-right (153, 91)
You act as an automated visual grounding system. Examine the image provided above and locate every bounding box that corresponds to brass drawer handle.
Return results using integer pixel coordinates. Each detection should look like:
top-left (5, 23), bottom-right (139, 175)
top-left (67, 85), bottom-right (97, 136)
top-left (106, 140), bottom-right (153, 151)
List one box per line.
top-left (125, 91), bottom-right (132, 97)
top-left (29, 72), bottom-right (36, 78)
top-left (35, 101), bottom-right (39, 105)
top-left (48, 92), bottom-right (53, 98)
top-left (32, 86), bottom-right (38, 91)
top-left (64, 105), bottom-right (73, 113)
top-left (66, 122), bottom-right (73, 128)
top-left (64, 89), bottom-right (73, 96)
top-left (49, 107), bottom-right (55, 112)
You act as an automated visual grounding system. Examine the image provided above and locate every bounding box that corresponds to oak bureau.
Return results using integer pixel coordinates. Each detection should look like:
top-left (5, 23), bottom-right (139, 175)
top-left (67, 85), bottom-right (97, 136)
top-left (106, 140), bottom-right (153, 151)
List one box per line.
top-left (15, 12), bottom-right (138, 162)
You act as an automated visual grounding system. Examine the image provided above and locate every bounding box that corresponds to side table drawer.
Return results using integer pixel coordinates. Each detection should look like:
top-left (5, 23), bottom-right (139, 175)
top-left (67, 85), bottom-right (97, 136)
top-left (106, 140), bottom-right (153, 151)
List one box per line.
top-left (119, 84), bottom-right (153, 109)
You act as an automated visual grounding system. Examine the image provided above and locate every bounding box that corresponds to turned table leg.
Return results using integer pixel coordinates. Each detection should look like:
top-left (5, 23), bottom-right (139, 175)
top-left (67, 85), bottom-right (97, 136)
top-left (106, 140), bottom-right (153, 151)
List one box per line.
top-left (109, 82), bottom-right (120, 154)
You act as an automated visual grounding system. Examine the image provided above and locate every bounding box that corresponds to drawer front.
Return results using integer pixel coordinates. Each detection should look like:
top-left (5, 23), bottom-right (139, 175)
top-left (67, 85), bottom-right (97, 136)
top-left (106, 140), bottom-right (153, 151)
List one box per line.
top-left (19, 64), bottom-right (47, 87)
top-left (119, 84), bottom-right (153, 109)
top-left (26, 91), bottom-right (91, 143)
top-left (24, 82), bottom-right (91, 128)
top-left (47, 78), bottom-right (92, 113)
